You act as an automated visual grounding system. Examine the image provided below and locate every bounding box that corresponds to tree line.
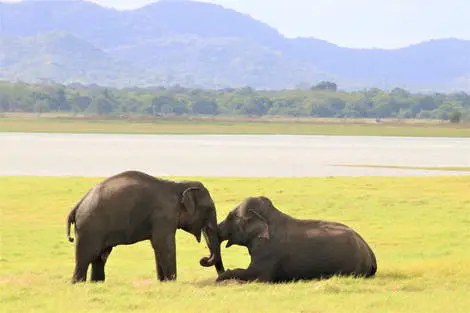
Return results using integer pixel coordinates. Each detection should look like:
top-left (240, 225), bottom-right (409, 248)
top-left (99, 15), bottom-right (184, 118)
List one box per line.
top-left (0, 81), bottom-right (469, 122)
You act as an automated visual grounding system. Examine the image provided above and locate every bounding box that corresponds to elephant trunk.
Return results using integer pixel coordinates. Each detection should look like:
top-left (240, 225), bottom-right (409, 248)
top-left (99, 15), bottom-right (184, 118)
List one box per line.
top-left (217, 220), bottom-right (227, 241)
top-left (217, 220), bottom-right (234, 248)
top-left (199, 210), bottom-right (225, 275)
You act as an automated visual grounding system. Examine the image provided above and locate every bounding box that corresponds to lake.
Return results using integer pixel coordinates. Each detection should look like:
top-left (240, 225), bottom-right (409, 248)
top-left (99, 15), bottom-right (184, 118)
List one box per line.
top-left (1, 132), bottom-right (469, 177)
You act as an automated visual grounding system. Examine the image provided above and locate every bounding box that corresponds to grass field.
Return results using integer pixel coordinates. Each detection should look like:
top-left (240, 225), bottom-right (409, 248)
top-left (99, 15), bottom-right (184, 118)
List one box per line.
top-left (1, 115), bottom-right (470, 137)
top-left (1, 175), bottom-right (470, 312)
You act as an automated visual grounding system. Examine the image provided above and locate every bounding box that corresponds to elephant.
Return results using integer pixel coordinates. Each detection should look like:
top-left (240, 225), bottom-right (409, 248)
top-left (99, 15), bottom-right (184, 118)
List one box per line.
top-left (211, 196), bottom-right (377, 283)
top-left (65, 170), bottom-right (224, 284)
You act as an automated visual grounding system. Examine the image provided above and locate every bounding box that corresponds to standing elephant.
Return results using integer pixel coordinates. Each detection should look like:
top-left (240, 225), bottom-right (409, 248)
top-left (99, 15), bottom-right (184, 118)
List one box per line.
top-left (211, 196), bottom-right (377, 283)
top-left (66, 170), bottom-right (224, 283)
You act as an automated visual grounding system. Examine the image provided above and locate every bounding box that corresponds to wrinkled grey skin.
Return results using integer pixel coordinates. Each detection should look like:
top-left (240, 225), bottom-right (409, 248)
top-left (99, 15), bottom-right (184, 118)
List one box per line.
top-left (66, 170), bottom-right (224, 284)
top-left (214, 196), bottom-right (377, 283)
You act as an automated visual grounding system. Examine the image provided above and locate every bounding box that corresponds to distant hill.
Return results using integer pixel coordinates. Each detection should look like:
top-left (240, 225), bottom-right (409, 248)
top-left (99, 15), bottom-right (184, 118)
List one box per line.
top-left (1, 0), bottom-right (470, 91)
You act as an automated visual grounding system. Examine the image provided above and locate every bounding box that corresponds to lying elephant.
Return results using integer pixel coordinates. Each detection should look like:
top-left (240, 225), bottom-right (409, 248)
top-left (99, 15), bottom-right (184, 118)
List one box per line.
top-left (66, 170), bottom-right (224, 283)
top-left (211, 196), bottom-right (377, 283)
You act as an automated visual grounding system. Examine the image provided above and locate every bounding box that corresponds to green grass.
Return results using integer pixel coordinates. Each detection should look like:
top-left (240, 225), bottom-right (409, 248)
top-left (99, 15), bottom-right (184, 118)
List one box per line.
top-left (333, 164), bottom-right (470, 172)
top-left (1, 116), bottom-right (470, 137)
top-left (1, 176), bottom-right (470, 312)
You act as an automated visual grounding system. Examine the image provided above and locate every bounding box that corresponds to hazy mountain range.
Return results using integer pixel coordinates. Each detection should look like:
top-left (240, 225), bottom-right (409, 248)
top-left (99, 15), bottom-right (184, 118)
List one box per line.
top-left (1, 0), bottom-right (469, 91)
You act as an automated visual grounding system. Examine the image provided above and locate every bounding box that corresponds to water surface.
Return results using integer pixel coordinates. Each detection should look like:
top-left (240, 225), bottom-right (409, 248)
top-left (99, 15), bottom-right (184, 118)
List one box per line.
top-left (1, 133), bottom-right (469, 177)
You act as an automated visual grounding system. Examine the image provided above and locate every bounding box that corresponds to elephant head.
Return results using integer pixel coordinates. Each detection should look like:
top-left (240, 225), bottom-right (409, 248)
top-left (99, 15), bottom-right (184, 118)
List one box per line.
top-left (179, 185), bottom-right (225, 274)
top-left (217, 196), bottom-right (272, 249)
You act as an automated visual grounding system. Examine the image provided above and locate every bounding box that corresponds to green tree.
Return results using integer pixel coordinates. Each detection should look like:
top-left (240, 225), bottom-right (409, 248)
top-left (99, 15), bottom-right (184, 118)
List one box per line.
top-left (54, 87), bottom-right (70, 111)
top-left (449, 111), bottom-right (462, 124)
top-left (0, 94), bottom-right (12, 112)
top-left (239, 96), bottom-right (271, 116)
top-left (191, 97), bottom-right (218, 115)
top-left (87, 96), bottom-right (114, 115)
top-left (34, 99), bottom-right (50, 114)
top-left (390, 87), bottom-right (410, 98)
top-left (311, 81), bottom-right (337, 92)
top-left (70, 94), bottom-right (92, 112)
top-left (0, 81), bottom-right (470, 120)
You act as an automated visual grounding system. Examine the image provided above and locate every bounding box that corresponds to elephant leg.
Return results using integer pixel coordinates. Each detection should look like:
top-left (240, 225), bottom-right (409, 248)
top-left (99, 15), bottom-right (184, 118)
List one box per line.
top-left (71, 260), bottom-right (89, 284)
top-left (151, 232), bottom-right (177, 282)
top-left (216, 260), bottom-right (276, 283)
top-left (91, 247), bottom-right (113, 282)
top-left (216, 267), bottom-right (263, 283)
top-left (157, 263), bottom-right (164, 281)
top-left (71, 238), bottom-right (97, 284)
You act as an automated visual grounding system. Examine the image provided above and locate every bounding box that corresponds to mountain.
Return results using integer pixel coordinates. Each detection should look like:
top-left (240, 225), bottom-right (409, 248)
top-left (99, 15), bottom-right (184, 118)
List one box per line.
top-left (1, 0), bottom-right (469, 91)
top-left (0, 31), bottom-right (149, 85)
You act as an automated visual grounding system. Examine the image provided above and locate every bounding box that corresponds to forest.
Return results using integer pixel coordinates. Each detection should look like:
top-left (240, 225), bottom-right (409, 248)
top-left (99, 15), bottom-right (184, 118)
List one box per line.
top-left (0, 81), bottom-right (469, 122)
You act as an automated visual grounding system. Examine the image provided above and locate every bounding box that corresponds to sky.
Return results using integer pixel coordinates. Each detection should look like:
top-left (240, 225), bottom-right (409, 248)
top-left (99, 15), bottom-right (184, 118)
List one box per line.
top-left (2, 0), bottom-right (469, 49)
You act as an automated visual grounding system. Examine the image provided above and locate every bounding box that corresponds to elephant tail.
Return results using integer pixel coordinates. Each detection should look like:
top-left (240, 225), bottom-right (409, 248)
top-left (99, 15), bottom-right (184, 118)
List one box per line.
top-left (66, 189), bottom-right (90, 243)
top-left (66, 205), bottom-right (78, 243)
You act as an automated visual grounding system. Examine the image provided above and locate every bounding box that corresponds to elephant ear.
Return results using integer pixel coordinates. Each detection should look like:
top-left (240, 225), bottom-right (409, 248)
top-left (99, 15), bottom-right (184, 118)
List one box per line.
top-left (247, 209), bottom-right (270, 240)
top-left (181, 187), bottom-right (201, 217)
